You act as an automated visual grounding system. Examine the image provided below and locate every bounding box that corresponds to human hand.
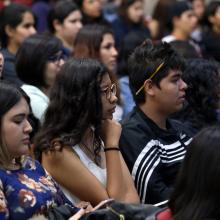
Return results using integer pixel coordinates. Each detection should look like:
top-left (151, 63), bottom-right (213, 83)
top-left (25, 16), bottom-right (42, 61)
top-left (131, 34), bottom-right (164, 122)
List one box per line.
top-left (76, 201), bottom-right (93, 213)
top-left (68, 208), bottom-right (85, 220)
top-left (101, 119), bottom-right (121, 148)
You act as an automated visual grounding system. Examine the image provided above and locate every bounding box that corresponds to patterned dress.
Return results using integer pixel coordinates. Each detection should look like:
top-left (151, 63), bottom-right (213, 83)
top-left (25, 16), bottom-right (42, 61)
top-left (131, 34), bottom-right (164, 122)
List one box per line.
top-left (0, 157), bottom-right (77, 220)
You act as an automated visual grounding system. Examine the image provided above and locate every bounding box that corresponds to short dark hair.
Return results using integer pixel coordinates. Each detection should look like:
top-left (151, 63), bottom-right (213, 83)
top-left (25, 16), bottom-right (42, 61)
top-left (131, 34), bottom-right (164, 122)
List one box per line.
top-left (128, 39), bottom-right (185, 105)
top-left (48, 0), bottom-right (79, 33)
top-left (0, 3), bottom-right (33, 48)
top-left (167, 1), bottom-right (192, 31)
top-left (34, 58), bottom-right (108, 162)
top-left (169, 125), bottom-right (220, 219)
top-left (16, 33), bottom-right (62, 88)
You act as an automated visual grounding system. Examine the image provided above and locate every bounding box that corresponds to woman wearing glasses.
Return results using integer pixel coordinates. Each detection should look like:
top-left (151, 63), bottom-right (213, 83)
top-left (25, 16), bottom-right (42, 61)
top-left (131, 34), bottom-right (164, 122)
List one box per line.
top-left (34, 58), bottom-right (140, 206)
top-left (16, 33), bottom-right (65, 121)
top-left (74, 24), bottom-right (123, 121)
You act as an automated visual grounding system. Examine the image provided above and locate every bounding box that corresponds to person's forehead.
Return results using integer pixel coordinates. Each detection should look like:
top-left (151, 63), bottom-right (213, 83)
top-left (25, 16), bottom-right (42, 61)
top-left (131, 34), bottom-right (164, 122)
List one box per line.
top-left (180, 9), bottom-right (195, 16)
top-left (166, 69), bottom-right (182, 77)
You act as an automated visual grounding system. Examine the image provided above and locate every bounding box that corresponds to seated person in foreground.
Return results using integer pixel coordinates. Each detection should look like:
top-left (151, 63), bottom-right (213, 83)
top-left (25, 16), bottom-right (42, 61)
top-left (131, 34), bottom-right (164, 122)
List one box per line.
top-left (34, 58), bottom-right (140, 206)
top-left (119, 40), bottom-right (192, 205)
top-left (0, 82), bottom-right (81, 219)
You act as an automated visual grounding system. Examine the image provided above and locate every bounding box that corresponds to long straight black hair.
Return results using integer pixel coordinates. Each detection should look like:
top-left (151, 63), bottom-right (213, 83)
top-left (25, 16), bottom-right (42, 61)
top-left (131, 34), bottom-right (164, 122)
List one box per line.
top-left (169, 125), bottom-right (220, 219)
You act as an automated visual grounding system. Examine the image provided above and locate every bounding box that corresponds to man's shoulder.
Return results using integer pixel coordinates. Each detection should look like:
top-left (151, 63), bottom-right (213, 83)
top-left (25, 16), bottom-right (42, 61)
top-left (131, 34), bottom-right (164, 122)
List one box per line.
top-left (120, 108), bottom-right (156, 155)
top-left (121, 108), bottom-right (153, 135)
top-left (169, 118), bottom-right (193, 137)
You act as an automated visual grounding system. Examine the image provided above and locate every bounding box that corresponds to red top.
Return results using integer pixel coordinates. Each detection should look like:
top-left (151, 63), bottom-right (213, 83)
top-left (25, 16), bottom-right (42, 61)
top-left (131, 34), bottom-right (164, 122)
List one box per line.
top-left (157, 208), bottom-right (173, 220)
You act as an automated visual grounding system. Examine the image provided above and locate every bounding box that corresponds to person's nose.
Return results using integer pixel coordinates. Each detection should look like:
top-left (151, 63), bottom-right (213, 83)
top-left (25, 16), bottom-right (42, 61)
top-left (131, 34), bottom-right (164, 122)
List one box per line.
top-left (109, 92), bottom-right (118, 104)
top-left (111, 47), bottom-right (118, 58)
top-left (58, 58), bottom-right (65, 66)
top-left (180, 78), bottom-right (188, 90)
top-left (77, 21), bottom-right (83, 30)
top-left (30, 26), bottom-right (36, 35)
top-left (24, 119), bottom-right (33, 134)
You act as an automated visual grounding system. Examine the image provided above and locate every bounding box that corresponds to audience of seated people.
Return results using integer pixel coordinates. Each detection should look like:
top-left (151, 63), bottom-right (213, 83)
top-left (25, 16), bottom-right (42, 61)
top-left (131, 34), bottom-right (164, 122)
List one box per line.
top-left (0, 1), bottom-right (220, 219)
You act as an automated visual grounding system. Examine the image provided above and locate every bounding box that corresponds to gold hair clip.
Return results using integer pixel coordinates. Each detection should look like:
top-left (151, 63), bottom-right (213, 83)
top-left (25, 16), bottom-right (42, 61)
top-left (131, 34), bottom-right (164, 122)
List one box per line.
top-left (135, 62), bottom-right (164, 95)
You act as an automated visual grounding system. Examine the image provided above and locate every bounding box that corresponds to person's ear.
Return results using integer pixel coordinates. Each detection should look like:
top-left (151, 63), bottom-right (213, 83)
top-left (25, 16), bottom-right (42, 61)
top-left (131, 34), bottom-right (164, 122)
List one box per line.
top-left (53, 19), bottom-right (62, 32)
top-left (143, 79), bottom-right (155, 96)
top-left (5, 25), bottom-right (14, 38)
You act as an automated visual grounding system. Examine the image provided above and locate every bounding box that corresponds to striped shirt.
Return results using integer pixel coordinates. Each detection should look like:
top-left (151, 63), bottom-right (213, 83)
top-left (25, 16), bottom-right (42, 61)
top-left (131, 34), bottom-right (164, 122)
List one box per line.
top-left (119, 107), bottom-right (192, 204)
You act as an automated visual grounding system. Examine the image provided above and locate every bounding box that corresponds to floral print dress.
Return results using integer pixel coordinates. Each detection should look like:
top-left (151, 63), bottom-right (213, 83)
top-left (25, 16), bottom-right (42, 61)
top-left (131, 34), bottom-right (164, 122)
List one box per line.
top-left (0, 157), bottom-right (77, 220)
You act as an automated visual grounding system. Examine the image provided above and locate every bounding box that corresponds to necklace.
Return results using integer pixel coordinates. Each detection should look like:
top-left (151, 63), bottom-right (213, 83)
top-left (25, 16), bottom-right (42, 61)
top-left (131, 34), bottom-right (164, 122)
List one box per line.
top-left (79, 128), bottom-right (101, 165)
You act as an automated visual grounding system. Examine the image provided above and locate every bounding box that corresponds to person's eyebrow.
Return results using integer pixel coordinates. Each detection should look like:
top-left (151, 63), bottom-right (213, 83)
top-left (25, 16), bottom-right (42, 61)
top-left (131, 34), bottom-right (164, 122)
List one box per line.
top-left (171, 72), bottom-right (182, 79)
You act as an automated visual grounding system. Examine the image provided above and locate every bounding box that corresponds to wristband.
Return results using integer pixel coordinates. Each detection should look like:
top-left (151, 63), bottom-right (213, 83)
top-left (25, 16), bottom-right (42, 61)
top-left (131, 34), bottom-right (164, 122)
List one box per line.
top-left (104, 147), bottom-right (120, 152)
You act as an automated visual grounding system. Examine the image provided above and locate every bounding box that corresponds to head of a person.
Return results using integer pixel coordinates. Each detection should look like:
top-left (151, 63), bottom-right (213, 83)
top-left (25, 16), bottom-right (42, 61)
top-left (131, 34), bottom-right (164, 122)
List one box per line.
top-left (118, 30), bottom-right (146, 76)
top-left (75, 0), bottom-right (102, 19)
top-left (34, 58), bottom-right (117, 154)
top-left (48, 0), bottom-right (82, 43)
top-left (167, 1), bottom-right (197, 36)
top-left (128, 40), bottom-right (187, 115)
top-left (169, 125), bottom-right (220, 219)
top-left (74, 24), bottom-right (118, 73)
top-left (202, 1), bottom-right (220, 31)
top-left (119, 0), bottom-right (144, 24)
top-left (0, 82), bottom-right (32, 169)
top-left (0, 3), bottom-right (36, 51)
top-left (16, 33), bottom-right (64, 90)
top-left (189, 0), bottom-right (205, 21)
top-left (181, 58), bottom-right (220, 126)
top-left (152, 0), bottom-right (178, 39)
top-left (0, 52), bottom-right (4, 79)
top-left (170, 40), bottom-right (200, 59)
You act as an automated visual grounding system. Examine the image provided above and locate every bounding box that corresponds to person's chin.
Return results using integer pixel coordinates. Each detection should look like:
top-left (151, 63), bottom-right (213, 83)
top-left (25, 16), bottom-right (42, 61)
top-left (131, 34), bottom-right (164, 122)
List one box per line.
top-left (103, 113), bottom-right (113, 120)
top-left (21, 144), bottom-right (30, 154)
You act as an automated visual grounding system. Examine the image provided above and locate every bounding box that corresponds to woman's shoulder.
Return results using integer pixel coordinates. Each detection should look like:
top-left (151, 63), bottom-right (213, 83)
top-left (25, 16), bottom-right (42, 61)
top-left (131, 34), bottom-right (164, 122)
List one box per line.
top-left (21, 85), bottom-right (48, 102)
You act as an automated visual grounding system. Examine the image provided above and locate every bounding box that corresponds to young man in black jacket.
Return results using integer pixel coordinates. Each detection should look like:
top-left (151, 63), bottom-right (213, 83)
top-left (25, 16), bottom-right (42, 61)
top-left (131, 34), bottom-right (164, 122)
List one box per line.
top-left (119, 40), bottom-right (192, 205)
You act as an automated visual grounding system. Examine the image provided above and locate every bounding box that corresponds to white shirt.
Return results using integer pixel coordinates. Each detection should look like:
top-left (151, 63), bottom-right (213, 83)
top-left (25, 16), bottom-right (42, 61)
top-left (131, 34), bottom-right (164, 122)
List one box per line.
top-left (60, 145), bottom-right (107, 204)
top-left (21, 84), bottom-right (49, 121)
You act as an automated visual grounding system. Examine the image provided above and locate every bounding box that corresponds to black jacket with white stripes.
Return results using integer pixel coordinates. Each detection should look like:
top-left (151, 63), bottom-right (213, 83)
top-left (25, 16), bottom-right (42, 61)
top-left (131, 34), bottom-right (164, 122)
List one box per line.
top-left (119, 107), bottom-right (192, 205)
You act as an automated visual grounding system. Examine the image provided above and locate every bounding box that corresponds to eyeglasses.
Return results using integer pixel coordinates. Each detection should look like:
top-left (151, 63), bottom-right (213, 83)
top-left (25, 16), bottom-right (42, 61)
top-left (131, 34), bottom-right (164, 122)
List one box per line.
top-left (101, 83), bottom-right (117, 100)
top-left (48, 52), bottom-right (66, 64)
top-left (135, 62), bottom-right (164, 96)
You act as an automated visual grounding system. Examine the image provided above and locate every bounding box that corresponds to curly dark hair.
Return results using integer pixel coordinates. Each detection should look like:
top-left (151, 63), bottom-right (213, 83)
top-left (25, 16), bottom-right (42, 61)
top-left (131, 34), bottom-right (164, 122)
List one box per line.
top-left (34, 58), bottom-right (108, 163)
top-left (179, 59), bottom-right (220, 133)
